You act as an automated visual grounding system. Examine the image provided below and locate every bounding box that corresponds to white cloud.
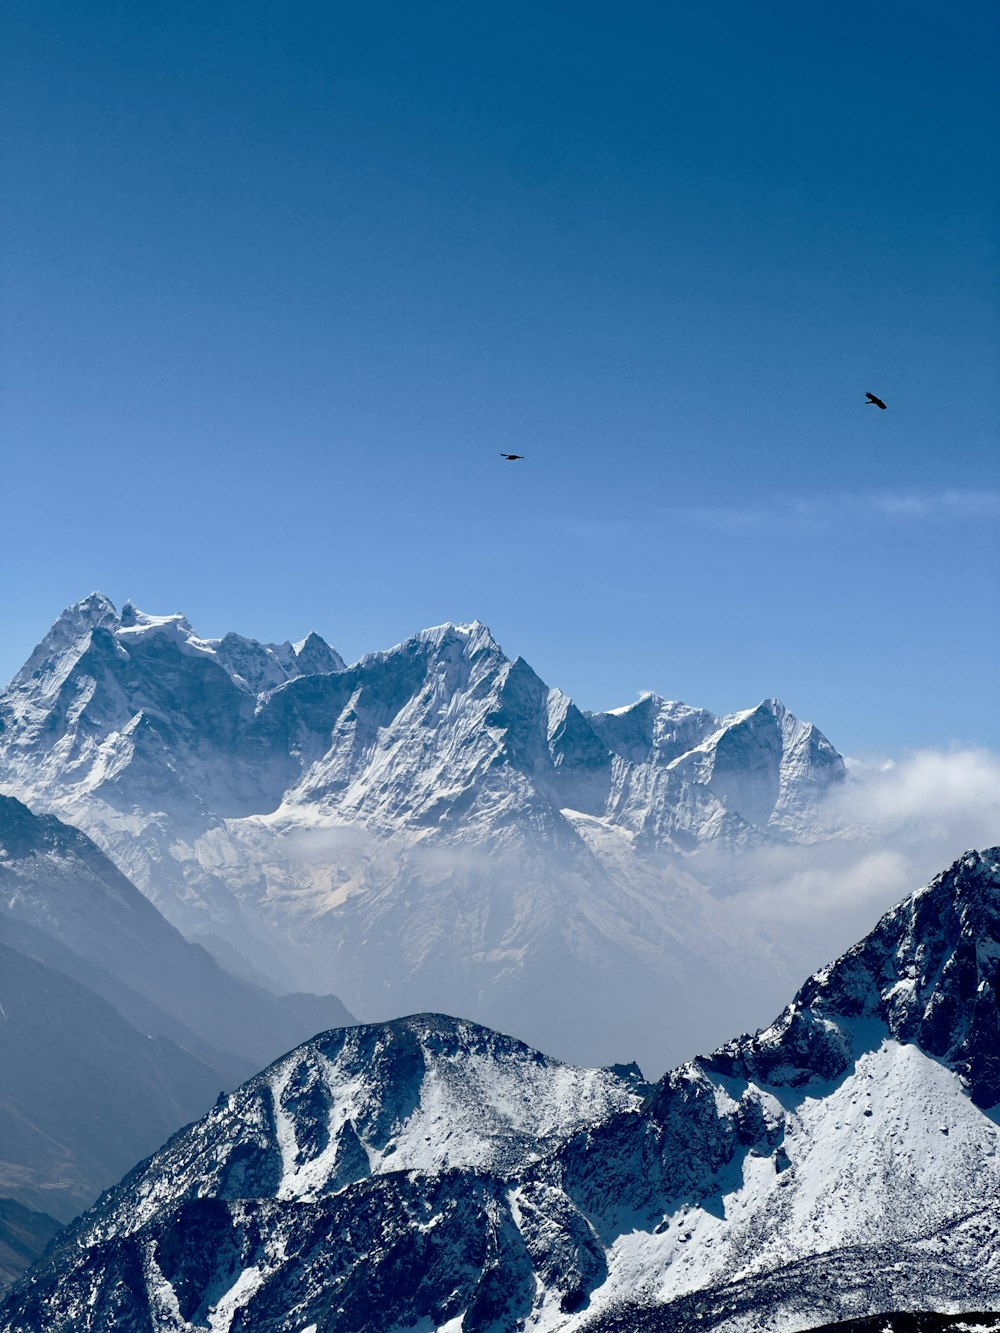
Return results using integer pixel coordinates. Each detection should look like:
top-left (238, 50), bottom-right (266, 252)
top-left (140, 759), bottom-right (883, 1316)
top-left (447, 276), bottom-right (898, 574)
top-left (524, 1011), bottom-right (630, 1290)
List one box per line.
top-left (871, 490), bottom-right (1000, 520)
top-left (699, 746), bottom-right (1000, 980)
top-left (664, 490), bottom-right (1000, 532)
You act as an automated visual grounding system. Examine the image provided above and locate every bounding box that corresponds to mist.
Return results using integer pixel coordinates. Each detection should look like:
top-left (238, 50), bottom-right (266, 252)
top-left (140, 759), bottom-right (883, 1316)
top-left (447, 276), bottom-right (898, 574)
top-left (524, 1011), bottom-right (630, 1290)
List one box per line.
top-left (695, 746), bottom-right (1000, 998)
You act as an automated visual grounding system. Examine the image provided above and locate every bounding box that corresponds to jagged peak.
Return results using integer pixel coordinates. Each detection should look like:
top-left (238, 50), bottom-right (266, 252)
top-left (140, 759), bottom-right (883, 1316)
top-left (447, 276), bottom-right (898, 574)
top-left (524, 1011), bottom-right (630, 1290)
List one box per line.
top-left (14, 597), bottom-right (350, 700)
top-left (293, 630), bottom-right (331, 656)
top-left (289, 631), bottom-right (346, 677)
top-left (721, 697), bottom-right (787, 726)
top-left (10, 593), bottom-right (120, 690)
top-left (702, 847), bottom-right (1000, 1104)
top-left (364, 620), bottom-right (506, 666)
top-left (718, 699), bottom-right (835, 743)
top-left (599, 690), bottom-right (664, 718)
top-left (412, 619), bottom-right (501, 651)
top-left (46, 591), bottom-right (119, 634)
top-left (73, 591), bottom-right (118, 621)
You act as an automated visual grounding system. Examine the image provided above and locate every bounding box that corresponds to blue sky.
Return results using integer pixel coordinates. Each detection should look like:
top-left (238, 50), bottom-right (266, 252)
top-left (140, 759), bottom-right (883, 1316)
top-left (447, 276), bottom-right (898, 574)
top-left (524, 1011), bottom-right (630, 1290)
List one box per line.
top-left (2, 0), bottom-right (997, 753)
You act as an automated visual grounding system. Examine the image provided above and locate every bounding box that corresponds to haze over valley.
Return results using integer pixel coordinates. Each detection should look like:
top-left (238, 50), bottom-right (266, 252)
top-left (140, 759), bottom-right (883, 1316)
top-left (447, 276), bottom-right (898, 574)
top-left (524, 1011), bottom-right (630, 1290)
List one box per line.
top-left (4, 593), bottom-right (993, 1078)
top-left (2, 1), bottom-right (995, 1327)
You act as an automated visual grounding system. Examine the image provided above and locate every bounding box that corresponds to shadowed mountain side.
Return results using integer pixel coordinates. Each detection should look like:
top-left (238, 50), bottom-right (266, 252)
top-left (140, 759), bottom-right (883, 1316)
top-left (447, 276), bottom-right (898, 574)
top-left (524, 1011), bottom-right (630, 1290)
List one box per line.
top-left (0, 911), bottom-right (247, 1082)
top-left (0, 1199), bottom-right (61, 1292)
top-left (0, 796), bottom-right (354, 1078)
top-left (0, 939), bottom-right (223, 1221)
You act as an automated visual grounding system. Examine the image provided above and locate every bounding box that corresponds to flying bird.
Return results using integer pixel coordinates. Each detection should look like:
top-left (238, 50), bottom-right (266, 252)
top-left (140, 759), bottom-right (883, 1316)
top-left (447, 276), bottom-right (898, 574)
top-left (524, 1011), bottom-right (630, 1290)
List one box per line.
top-left (499, 452), bottom-right (525, 461)
top-left (865, 392), bottom-right (887, 410)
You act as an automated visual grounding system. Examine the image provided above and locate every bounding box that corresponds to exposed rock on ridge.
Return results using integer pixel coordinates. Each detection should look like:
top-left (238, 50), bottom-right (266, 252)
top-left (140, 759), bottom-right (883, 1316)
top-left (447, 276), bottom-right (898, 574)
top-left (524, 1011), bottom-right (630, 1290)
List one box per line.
top-left (4, 850), bottom-right (999, 1332)
top-left (0, 596), bottom-right (846, 1069)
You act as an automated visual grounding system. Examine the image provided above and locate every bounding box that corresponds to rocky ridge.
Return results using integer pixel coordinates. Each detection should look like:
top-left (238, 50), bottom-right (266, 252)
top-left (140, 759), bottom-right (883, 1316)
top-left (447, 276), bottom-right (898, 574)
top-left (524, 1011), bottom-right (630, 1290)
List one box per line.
top-left (0, 596), bottom-right (847, 1069)
top-left (3, 849), bottom-right (998, 1332)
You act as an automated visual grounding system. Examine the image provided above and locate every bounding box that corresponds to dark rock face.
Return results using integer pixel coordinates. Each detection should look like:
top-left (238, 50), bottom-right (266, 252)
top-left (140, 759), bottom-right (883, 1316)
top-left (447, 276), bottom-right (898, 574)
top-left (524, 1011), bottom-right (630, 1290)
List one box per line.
top-left (278, 1060), bottom-right (333, 1164)
top-left (700, 849), bottom-right (1000, 1107)
top-left (798, 1316), bottom-right (1000, 1333)
top-left (8, 1236), bottom-right (156, 1333)
top-left (155, 1198), bottom-right (241, 1324)
top-left (3, 854), bottom-right (1000, 1333)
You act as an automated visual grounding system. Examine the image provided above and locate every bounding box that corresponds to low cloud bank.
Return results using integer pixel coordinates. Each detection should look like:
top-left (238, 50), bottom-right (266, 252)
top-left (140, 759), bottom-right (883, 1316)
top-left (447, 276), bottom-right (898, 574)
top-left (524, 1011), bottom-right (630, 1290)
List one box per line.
top-left (703, 746), bottom-right (1000, 980)
top-left (271, 748), bottom-right (1000, 1071)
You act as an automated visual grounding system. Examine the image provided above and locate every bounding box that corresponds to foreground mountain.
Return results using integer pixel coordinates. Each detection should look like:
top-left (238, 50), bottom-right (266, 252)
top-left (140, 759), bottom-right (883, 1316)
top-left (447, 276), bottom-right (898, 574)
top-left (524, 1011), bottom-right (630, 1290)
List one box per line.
top-left (0, 595), bottom-right (846, 1070)
top-left (799, 1318), bottom-right (1000, 1333)
top-left (4, 848), bottom-right (998, 1332)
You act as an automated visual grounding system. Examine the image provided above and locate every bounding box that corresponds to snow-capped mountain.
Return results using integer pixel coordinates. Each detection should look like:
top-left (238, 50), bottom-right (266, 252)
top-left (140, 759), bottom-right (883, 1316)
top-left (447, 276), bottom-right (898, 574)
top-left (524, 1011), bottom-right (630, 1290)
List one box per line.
top-left (0, 595), bottom-right (846, 1070)
top-left (4, 848), bottom-right (998, 1333)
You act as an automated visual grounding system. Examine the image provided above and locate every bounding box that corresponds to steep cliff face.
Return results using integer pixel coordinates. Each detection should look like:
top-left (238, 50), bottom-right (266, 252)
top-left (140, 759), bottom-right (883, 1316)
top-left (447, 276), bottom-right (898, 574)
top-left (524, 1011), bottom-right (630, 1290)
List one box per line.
top-left (0, 596), bottom-right (846, 1069)
top-left (4, 851), bottom-right (999, 1333)
top-left (0, 599), bottom-right (843, 845)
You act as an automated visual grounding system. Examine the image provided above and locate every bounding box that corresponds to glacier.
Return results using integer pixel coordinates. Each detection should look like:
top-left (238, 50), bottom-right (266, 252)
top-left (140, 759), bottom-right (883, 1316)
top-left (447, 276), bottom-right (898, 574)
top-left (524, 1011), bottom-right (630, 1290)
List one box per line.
top-left (0, 595), bottom-right (851, 1072)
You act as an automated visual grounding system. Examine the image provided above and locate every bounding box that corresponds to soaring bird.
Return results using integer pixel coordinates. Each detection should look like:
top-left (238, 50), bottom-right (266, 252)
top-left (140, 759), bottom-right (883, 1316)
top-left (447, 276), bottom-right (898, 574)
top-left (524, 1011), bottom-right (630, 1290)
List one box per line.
top-left (500, 452), bottom-right (525, 460)
top-left (865, 392), bottom-right (887, 410)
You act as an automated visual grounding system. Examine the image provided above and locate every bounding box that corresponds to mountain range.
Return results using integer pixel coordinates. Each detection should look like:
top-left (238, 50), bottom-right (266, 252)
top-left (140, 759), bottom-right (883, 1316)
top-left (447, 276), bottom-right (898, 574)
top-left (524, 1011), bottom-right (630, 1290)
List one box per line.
top-left (2, 847), bottom-right (997, 1332)
top-left (0, 594), bottom-right (848, 1071)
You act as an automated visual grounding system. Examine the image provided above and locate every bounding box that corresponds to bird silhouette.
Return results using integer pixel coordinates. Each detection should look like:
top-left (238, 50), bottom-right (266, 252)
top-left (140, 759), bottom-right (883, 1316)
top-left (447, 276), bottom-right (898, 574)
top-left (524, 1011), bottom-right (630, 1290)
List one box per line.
top-left (500, 452), bottom-right (525, 461)
top-left (865, 392), bottom-right (887, 410)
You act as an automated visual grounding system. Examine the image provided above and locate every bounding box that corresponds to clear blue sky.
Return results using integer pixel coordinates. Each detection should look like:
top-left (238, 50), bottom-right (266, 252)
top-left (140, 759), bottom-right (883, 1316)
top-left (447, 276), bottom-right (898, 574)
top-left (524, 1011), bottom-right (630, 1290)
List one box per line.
top-left (2, 0), bottom-right (997, 754)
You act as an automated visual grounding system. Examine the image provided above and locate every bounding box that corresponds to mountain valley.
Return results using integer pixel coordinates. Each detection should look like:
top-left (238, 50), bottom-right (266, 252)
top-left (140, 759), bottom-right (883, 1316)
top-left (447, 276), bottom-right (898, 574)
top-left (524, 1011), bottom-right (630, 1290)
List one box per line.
top-left (0, 595), bottom-right (850, 1071)
top-left (2, 848), bottom-right (998, 1331)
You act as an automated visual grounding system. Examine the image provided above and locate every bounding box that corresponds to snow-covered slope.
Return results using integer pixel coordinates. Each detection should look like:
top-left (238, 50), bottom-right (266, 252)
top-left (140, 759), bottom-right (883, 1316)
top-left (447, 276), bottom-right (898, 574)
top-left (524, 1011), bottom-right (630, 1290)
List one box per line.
top-left (0, 595), bottom-right (846, 1069)
top-left (4, 848), bottom-right (998, 1333)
